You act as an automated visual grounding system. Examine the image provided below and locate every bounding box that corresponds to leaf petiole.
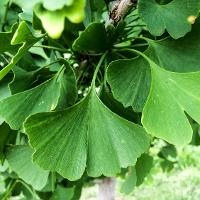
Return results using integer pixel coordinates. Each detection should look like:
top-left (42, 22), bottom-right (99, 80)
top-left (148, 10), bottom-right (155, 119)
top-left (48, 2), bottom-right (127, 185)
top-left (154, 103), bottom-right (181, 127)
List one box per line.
top-left (91, 52), bottom-right (108, 86)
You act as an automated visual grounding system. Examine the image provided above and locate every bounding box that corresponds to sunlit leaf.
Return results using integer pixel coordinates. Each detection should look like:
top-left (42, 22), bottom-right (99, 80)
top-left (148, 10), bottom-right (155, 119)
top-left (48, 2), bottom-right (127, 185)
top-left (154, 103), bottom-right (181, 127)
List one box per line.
top-left (24, 85), bottom-right (150, 180)
top-left (142, 57), bottom-right (200, 145)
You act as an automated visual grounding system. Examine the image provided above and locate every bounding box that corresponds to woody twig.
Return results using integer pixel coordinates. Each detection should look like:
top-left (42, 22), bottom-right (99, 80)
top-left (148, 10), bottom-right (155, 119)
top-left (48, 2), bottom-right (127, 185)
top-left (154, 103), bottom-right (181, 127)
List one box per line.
top-left (109, 0), bottom-right (137, 24)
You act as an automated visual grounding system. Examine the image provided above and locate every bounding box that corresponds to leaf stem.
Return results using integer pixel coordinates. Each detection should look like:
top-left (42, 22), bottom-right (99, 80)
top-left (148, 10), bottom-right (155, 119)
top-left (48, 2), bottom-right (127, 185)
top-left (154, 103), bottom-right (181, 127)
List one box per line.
top-left (91, 52), bottom-right (108, 86)
top-left (123, 48), bottom-right (156, 67)
top-left (33, 45), bottom-right (71, 53)
top-left (51, 172), bottom-right (56, 192)
top-left (17, 180), bottom-right (37, 199)
top-left (103, 58), bottom-right (108, 86)
top-left (41, 60), bottom-right (61, 69)
top-left (2, 180), bottom-right (17, 200)
top-left (113, 51), bottom-right (128, 59)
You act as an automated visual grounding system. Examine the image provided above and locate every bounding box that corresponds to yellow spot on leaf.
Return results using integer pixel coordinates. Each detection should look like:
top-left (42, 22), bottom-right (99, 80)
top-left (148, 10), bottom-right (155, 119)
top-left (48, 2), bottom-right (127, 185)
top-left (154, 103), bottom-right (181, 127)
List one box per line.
top-left (187, 16), bottom-right (196, 24)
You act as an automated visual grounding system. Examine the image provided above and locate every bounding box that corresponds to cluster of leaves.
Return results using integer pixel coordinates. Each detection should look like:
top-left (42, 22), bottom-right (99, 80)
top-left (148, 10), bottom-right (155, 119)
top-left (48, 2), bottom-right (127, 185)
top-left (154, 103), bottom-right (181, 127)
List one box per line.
top-left (0, 0), bottom-right (200, 199)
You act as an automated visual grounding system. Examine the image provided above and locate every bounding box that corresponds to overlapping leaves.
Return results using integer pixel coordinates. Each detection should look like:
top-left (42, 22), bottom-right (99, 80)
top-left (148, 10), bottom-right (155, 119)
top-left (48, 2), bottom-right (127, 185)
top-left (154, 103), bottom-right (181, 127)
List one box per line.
top-left (24, 82), bottom-right (150, 180)
top-left (0, 21), bottom-right (42, 80)
top-left (0, 61), bottom-right (77, 130)
top-left (24, 54), bottom-right (150, 180)
top-left (108, 22), bottom-right (200, 146)
top-left (1, 0), bottom-right (200, 197)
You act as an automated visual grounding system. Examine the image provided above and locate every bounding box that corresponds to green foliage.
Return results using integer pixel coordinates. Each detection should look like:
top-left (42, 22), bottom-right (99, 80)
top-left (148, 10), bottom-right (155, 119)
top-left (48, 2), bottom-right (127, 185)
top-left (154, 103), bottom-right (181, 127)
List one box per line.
top-left (0, 0), bottom-right (200, 199)
top-left (138, 0), bottom-right (200, 38)
top-left (7, 145), bottom-right (49, 190)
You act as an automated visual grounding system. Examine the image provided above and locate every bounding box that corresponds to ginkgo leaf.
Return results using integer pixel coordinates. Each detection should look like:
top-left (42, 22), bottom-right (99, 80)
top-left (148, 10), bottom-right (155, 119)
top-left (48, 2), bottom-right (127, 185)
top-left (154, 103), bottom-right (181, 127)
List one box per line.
top-left (24, 85), bottom-right (150, 181)
top-left (7, 145), bottom-right (49, 190)
top-left (138, 0), bottom-right (200, 39)
top-left (107, 57), bottom-right (151, 112)
top-left (0, 75), bottom-right (60, 130)
top-left (0, 62), bottom-right (77, 130)
top-left (106, 22), bottom-right (200, 146)
top-left (73, 23), bottom-right (109, 53)
top-left (108, 47), bottom-right (200, 145)
top-left (142, 58), bottom-right (200, 146)
top-left (34, 5), bottom-right (65, 39)
top-left (0, 21), bottom-right (42, 80)
top-left (34, 0), bottom-right (85, 39)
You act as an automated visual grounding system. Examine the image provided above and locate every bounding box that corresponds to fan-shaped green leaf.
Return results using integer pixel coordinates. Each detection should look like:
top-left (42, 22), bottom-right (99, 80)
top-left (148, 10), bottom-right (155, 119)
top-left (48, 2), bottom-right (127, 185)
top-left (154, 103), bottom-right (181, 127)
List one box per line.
top-left (73, 23), bottom-right (109, 53)
top-left (0, 63), bottom-right (77, 130)
top-left (107, 21), bottom-right (200, 145)
top-left (24, 85), bottom-right (150, 181)
top-left (142, 58), bottom-right (200, 146)
top-left (0, 75), bottom-right (60, 130)
top-left (138, 0), bottom-right (200, 39)
top-left (34, 0), bottom-right (85, 39)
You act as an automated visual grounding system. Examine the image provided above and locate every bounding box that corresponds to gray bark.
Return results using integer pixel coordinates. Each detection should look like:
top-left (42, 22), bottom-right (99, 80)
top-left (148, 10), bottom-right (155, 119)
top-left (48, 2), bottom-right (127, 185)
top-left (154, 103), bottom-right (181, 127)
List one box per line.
top-left (109, 0), bottom-right (136, 23)
top-left (98, 178), bottom-right (116, 200)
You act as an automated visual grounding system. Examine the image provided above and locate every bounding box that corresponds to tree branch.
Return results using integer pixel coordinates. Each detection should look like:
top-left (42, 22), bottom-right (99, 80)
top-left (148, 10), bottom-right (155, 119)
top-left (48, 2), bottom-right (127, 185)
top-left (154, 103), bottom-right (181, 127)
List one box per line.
top-left (109, 0), bottom-right (137, 24)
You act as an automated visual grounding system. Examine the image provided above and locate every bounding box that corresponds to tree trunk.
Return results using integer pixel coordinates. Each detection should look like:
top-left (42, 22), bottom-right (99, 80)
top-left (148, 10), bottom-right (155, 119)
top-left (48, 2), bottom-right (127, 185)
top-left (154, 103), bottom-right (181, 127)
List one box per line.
top-left (98, 178), bottom-right (116, 200)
